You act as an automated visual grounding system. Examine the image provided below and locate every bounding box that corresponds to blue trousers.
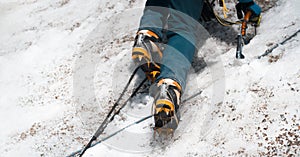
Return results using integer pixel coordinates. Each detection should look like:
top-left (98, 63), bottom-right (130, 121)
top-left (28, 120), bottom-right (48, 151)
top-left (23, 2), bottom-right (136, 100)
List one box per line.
top-left (138, 0), bottom-right (205, 91)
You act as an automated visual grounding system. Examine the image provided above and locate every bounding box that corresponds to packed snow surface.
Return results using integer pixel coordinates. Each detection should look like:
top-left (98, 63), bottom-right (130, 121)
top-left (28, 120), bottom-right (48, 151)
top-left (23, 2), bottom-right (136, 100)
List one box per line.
top-left (0, 0), bottom-right (299, 156)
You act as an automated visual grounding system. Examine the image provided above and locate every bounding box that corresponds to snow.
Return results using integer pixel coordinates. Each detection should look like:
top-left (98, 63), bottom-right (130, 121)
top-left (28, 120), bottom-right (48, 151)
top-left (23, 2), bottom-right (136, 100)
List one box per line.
top-left (0, 0), bottom-right (299, 156)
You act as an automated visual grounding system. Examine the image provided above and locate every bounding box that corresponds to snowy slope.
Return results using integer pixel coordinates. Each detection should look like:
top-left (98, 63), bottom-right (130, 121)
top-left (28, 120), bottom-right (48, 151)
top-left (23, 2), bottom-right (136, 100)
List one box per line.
top-left (0, 0), bottom-right (299, 157)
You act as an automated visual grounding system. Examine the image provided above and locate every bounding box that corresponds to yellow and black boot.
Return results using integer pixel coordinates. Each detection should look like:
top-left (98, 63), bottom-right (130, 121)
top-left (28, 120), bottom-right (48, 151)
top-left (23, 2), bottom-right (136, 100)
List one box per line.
top-left (132, 30), bottom-right (163, 82)
top-left (152, 79), bottom-right (182, 132)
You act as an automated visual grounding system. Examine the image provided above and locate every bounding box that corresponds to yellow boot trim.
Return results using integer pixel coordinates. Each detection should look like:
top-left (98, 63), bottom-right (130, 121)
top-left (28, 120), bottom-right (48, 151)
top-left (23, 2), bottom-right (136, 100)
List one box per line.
top-left (158, 79), bottom-right (182, 92)
top-left (132, 47), bottom-right (150, 60)
top-left (150, 71), bottom-right (160, 78)
top-left (155, 107), bottom-right (172, 115)
top-left (156, 99), bottom-right (175, 111)
top-left (138, 30), bottom-right (159, 39)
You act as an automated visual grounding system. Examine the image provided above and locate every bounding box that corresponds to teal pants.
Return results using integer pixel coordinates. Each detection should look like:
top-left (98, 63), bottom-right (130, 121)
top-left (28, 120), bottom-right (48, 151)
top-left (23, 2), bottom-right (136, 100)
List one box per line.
top-left (139, 0), bottom-right (205, 91)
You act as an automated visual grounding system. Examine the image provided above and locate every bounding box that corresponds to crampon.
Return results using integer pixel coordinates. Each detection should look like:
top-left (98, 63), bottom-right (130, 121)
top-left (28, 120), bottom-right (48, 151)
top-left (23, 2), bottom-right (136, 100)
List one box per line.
top-left (152, 109), bottom-right (180, 139)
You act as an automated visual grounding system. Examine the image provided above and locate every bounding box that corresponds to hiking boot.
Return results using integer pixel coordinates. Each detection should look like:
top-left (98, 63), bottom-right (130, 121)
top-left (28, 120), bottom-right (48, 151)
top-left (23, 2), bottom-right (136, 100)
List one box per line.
top-left (152, 78), bottom-right (182, 131)
top-left (132, 30), bottom-right (163, 82)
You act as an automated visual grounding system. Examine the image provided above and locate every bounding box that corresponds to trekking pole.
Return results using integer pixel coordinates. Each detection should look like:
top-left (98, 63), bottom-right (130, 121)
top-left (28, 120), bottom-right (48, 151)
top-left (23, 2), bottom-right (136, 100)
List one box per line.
top-left (236, 11), bottom-right (252, 59)
top-left (258, 29), bottom-right (300, 59)
top-left (69, 67), bottom-right (145, 157)
top-left (67, 114), bottom-right (152, 157)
